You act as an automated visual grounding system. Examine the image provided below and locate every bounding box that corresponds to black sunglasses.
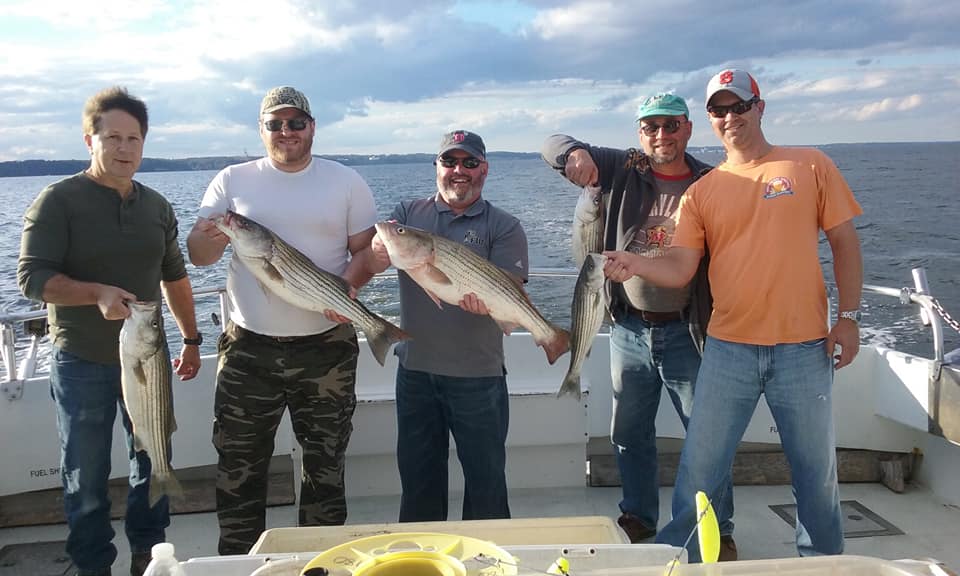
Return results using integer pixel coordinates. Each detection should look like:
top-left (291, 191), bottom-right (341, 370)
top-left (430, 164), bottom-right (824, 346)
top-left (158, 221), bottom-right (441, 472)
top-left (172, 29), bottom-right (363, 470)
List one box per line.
top-left (638, 119), bottom-right (686, 137)
top-left (707, 97), bottom-right (760, 118)
top-left (437, 156), bottom-right (483, 169)
top-left (263, 118), bottom-right (311, 132)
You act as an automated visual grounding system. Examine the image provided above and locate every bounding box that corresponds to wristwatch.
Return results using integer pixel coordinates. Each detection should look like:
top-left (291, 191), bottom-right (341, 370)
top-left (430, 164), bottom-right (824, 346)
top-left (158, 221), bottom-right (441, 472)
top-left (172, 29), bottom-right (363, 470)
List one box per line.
top-left (183, 334), bottom-right (203, 346)
top-left (838, 310), bottom-right (862, 324)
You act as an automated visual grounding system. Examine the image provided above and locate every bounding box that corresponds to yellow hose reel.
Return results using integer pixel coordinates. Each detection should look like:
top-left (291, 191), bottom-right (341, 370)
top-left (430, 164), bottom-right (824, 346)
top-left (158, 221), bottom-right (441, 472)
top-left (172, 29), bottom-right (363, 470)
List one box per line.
top-left (299, 532), bottom-right (518, 576)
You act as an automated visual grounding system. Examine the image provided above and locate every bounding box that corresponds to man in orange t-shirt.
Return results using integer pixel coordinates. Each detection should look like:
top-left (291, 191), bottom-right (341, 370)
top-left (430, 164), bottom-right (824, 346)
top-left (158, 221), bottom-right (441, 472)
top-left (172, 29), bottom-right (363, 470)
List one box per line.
top-left (603, 69), bottom-right (863, 561)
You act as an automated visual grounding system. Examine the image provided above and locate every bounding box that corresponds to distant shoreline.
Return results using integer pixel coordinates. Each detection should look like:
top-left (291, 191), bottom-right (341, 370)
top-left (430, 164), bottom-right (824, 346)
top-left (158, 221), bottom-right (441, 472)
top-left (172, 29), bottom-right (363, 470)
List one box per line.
top-left (0, 152), bottom-right (542, 178)
top-left (1, 141), bottom-right (953, 178)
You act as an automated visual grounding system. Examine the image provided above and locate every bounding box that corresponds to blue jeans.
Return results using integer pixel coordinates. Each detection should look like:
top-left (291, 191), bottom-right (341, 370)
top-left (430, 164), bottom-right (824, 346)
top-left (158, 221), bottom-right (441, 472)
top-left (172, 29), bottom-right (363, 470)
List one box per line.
top-left (396, 365), bottom-right (510, 521)
top-left (49, 347), bottom-right (170, 573)
top-left (656, 337), bottom-right (843, 561)
top-left (610, 315), bottom-right (733, 535)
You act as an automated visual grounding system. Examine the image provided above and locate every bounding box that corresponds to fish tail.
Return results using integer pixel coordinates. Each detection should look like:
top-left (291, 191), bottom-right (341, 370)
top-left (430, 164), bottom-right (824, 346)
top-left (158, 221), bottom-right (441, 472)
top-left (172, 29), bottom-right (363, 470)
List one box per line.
top-left (557, 370), bottom-right (582, 400)
top-left (148, 469), bottom-right (184, 508)
top-left (366, 319), bottom-right (410, 367)
top-left (541, 327), bottom-right (571, 365)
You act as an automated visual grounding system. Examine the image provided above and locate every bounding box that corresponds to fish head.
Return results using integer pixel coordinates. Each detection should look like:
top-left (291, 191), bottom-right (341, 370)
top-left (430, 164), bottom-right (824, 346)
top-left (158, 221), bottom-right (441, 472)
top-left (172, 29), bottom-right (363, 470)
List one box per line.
top-left (213, 210), bottom-right (274, 258)
top-left (374, 221), bottom-right (435, 270)
top-left (574, 185), bottom-right (603, 223)
top-left (580, 253), bottom-right (608, 290)
top-left (120, 300), bottom-right (164, 358)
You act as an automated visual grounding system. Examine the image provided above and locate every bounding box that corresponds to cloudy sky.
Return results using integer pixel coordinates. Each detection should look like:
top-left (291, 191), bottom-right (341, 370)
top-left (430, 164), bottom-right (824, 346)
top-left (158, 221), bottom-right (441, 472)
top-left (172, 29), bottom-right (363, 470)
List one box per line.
top-left (1, 0), bottom-right (958, 160)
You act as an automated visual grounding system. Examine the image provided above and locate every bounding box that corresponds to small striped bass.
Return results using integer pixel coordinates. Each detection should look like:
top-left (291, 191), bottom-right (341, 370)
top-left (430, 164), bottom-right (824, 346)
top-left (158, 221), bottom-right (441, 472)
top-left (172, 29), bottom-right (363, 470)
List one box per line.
top-left (559, 253), bottom-right (607, 398)
top-left (572, 185), bottom-right (604, 266)
top-left (375, 221), bottom-right (569, 365)
top-left (119, 300), bottom-right (183, 507)
top-left (212, 210), bottom-right (408, 366)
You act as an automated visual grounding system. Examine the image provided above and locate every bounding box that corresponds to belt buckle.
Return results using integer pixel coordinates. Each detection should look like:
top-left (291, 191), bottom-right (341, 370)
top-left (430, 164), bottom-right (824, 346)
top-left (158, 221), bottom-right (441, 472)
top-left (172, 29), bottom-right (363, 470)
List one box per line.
top-left (273, 335), bottom-right (299, 343)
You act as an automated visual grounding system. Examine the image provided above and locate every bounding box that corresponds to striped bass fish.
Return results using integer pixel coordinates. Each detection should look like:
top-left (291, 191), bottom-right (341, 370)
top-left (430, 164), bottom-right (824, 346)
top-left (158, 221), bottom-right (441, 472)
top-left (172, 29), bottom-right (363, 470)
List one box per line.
top-left (119, 300), bottom-right (183, 506)
top-left (572, 185), bottom-right (604, 267)
top-left (212, 210), bottom-right (408, 366)
top-left (375, 221), bottom-right (569, 365)
top-left (559, 253), bottom-right (607, 398)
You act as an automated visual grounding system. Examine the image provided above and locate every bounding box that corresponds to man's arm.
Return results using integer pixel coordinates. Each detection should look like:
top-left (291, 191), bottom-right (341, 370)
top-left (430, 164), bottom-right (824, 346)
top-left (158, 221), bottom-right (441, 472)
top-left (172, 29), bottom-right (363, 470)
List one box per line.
top-left (602, 246), bottom-right (702, 288)
top-left (342, 226), bottom-right (377, 289)
top-left (41, 275), bottom-right (137, 320)
top-left (161, 276), bottom-right (201, 380)
top-left (824, 220), bottom-right (863, 369)
top-left (187, 217), bottom-right (229, 266)
top-left (541, 134), bottom-right (628, 190)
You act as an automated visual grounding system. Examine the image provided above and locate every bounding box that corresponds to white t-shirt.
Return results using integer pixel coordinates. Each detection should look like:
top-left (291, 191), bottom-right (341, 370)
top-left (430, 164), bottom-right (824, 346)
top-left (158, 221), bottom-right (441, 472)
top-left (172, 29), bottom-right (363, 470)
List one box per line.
top-left (198, 157), bottom-right (377, 336)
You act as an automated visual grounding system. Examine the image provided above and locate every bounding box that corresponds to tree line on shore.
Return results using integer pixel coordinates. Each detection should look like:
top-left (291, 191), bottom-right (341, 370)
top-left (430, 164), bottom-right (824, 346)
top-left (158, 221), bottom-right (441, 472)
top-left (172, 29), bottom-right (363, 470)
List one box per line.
top-left (0, 152), bottom-right (540, 178)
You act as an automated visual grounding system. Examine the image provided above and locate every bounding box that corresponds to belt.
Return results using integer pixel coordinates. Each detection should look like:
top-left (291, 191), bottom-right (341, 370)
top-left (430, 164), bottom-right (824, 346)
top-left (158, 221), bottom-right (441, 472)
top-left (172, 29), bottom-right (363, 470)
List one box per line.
top-left (231, 323), bottom-right (328, 343)
top-left (628, 308), bottom-right (683, 324)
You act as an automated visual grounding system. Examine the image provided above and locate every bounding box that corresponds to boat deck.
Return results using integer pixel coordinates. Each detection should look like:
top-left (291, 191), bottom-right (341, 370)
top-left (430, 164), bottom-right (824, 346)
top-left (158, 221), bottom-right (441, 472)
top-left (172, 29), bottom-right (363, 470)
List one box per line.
top-left (2, 481), bottom-right (958, 574)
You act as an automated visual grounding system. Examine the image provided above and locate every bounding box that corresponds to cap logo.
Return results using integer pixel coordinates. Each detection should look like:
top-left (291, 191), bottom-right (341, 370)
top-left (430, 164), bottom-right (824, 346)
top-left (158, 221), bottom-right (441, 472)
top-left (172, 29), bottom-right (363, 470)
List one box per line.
top-left (719, 70), bottom-right (734, 85)
top-left (453, 132), bottom-right (466, 143)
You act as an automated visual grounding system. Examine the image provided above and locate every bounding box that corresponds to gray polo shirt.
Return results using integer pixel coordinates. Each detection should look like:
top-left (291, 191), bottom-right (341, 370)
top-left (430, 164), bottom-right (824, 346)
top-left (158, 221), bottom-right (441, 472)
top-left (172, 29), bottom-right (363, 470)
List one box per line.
top-left (391, 195), bottom-right (529, 378)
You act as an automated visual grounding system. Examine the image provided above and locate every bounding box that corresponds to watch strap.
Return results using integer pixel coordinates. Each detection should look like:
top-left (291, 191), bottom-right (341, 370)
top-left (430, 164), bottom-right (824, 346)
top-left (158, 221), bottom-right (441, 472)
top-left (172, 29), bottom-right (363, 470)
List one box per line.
top-left (183, 334), bottom-right (203, 346)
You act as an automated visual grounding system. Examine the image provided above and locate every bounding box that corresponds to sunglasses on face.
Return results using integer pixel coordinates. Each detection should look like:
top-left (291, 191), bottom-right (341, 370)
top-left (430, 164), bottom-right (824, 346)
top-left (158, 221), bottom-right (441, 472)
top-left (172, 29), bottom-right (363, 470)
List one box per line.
top-left (638, 119), bottom-right (686, 137)
top-left (262, 118), bottom-right (311, 132)
top-left (437, 156), bottom-right (483, 169)
top-left (707, 97), bottom-right (760, 118)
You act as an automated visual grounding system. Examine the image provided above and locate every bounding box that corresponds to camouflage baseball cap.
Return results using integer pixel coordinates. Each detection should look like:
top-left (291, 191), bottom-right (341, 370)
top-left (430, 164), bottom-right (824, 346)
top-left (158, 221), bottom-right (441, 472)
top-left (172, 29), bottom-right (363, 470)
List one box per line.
top-left (438, 130), bottom-right (486, 160)
top-left (260, 86), bottom-right (312, 118)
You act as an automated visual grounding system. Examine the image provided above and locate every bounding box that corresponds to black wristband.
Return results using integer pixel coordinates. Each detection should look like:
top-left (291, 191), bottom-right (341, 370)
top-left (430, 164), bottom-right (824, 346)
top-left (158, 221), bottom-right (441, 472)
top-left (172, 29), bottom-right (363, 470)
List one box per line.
top-left (183, 334), bottom-right (203, 346)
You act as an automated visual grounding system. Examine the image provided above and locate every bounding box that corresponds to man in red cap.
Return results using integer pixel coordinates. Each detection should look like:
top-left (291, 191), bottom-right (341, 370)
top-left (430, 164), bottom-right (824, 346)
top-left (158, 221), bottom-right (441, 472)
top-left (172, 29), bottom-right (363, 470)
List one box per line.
top-left (603, 69), bottom-right (863, 561)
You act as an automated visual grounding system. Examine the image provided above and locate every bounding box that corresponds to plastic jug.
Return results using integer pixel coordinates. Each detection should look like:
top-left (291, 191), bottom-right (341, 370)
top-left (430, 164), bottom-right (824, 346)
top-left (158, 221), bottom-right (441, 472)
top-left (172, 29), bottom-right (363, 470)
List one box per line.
top-left (141, 542), bottom-right (186, 576)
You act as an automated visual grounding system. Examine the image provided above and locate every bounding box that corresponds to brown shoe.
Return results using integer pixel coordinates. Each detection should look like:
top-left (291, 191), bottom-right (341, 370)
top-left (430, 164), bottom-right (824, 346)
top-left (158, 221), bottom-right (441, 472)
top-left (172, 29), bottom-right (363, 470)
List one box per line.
top-left (718, 535), bottom-right (738, 562)
top-left (616, 512), bottom-right (656, 543)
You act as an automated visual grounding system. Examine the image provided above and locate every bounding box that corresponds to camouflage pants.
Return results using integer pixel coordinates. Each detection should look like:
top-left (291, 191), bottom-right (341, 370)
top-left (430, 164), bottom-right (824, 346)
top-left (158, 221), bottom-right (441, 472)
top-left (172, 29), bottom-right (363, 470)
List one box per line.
top-left (213, 321), bottom-right (358, 555)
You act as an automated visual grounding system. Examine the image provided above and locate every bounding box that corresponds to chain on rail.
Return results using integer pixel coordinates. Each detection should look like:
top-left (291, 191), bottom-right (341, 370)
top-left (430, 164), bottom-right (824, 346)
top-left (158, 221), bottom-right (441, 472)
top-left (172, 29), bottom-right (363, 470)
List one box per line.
top-left (929, 297), bottom-right (960, 335)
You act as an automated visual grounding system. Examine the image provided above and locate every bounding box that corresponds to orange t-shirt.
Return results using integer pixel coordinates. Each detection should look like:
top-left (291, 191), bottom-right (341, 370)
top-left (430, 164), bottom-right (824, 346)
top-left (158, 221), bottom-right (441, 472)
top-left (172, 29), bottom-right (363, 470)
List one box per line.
top-left (673, 146), bottom-right (863, 345)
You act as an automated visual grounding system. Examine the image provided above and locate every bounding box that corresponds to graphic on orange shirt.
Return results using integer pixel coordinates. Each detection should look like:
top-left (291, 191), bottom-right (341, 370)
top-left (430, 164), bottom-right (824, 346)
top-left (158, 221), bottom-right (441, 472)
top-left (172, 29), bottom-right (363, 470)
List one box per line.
top-left (763, 176), bottom-right (794, 199)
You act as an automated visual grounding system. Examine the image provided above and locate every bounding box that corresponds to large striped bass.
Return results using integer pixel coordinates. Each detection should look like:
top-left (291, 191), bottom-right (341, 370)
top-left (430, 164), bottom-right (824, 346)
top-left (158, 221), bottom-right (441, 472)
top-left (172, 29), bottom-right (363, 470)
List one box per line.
top-left (119, 300), bottom-right (183, 507)
top-left (572, 185), bottom-right (604, 267)
top-left (559, 253), bottom-right (607, 398)
top-left (375, 221), bottom-right (569, 365)
top-left (212, 210), bottom-right (408, 366)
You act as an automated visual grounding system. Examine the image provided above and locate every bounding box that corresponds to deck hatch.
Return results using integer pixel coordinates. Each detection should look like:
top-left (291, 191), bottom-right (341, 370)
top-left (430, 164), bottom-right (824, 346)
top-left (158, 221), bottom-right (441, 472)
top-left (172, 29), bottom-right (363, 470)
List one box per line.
top-left (769, 499), bottom-right (904, 538)
top-left (0, 540), bottom-right (72, 575)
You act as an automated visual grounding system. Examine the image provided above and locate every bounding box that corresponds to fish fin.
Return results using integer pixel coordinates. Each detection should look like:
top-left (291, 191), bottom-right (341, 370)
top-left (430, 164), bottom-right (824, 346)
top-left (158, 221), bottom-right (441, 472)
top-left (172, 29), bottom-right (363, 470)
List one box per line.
top-left (260, 259), bottom-right (284, 282)
top-left (365, 318), bottom-right (411, 366)
top-left (149, 470), bottom-right (184, 508)
top-left (557, 371), bottom-right (582, 400)
top-left (495, 320), bottom-right (520, 336)
top-left (255, 279), bottom-right (272, 300)
top-left (133, 362), bottom-right (148, 387)
top-left (425, 290), bottom-right (445, 309)
top-left (422, 263), bottom-right (453, 286)
top-left (541, 327), bottom-right (571, 365)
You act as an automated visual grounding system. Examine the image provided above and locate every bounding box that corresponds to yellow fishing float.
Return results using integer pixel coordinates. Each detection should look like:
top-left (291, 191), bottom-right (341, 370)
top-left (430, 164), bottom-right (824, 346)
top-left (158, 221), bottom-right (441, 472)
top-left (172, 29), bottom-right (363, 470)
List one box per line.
top-left (298, 532), bottom-right (518, 576)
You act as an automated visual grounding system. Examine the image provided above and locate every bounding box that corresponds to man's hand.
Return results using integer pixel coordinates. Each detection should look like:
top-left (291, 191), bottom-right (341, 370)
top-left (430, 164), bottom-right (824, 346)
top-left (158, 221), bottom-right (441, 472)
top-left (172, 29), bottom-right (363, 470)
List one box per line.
top-left (563, 149), bottom-right (599, 187)
top-left (323, 284), bottom-right (356, 324)
top-left (194, 216), bottom-right (230, 246)
top-left (826, 319), bottom-right (860, 369)
top-left (173, 345), bottom-right (201, 381)
top-left (96, 285), bottom-right (137, 320)
top-left (369, 233), bottom-right (392, 273)
top-left (602, 250), bottom-right (642, 283)
top-left (458, 293), bottom-right (490, 316)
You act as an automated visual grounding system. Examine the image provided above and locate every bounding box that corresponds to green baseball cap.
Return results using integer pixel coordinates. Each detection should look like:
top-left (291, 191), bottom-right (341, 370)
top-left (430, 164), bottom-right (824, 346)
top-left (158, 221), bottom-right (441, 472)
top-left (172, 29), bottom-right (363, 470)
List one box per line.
top-left (635, 93), bottom-right (689, 121)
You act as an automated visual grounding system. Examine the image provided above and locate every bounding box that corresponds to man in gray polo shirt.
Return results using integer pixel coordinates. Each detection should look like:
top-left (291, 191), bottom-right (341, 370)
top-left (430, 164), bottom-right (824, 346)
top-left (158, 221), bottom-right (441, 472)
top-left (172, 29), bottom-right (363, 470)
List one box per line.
top-left (369, 130), bottom-right (528, 521)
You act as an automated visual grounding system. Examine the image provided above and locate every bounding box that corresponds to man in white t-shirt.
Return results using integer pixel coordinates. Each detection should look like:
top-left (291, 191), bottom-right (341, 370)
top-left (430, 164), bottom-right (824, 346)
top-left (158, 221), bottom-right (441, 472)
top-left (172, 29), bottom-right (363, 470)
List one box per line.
top-left (187, 86), bottom-right (378, 555)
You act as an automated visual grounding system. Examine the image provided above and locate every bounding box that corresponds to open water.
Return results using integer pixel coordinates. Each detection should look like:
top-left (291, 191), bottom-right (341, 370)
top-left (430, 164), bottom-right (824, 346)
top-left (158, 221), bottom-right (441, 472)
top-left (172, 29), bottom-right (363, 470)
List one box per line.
top-left (1, 142), bottom-right (958, 374)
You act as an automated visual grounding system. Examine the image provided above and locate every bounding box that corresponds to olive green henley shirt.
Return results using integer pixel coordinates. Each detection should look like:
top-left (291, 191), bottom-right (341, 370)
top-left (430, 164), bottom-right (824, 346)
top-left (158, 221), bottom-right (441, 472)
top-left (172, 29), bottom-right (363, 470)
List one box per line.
top-left (18, 172), bottom-right (188, 364)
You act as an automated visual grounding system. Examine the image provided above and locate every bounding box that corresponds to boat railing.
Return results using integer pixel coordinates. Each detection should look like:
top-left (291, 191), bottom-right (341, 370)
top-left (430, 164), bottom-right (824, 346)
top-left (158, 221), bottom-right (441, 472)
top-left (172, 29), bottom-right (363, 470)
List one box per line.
top-left (2, 266), bottom-right (958, 401)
